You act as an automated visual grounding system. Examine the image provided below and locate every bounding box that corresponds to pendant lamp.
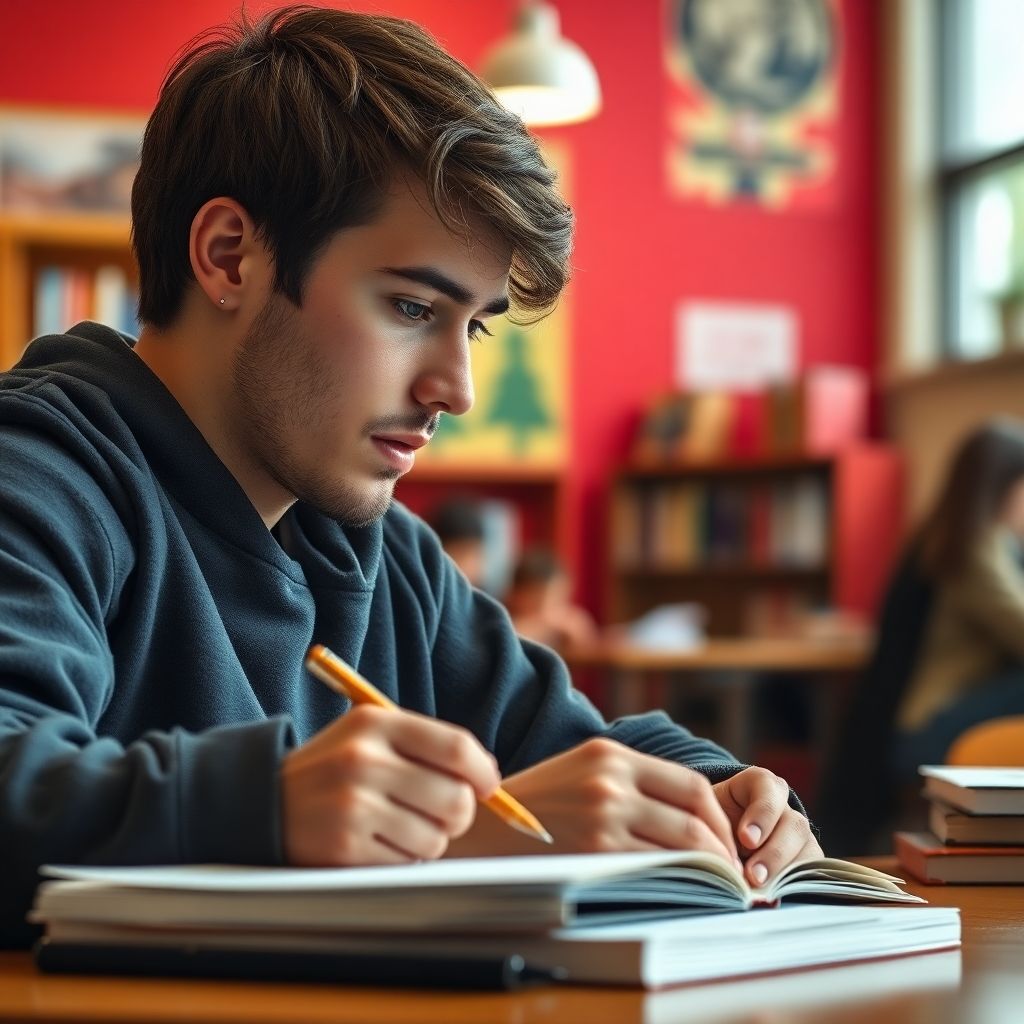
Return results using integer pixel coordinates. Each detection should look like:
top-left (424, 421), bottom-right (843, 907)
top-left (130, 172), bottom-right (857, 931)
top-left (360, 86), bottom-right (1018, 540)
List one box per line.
top-left (481, 1), bottom-right (602, 127)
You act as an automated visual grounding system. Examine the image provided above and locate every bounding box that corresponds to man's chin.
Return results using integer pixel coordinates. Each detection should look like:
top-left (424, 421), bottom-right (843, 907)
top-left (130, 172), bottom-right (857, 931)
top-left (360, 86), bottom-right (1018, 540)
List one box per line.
top-left (310, 479), bottom-right (396, 528)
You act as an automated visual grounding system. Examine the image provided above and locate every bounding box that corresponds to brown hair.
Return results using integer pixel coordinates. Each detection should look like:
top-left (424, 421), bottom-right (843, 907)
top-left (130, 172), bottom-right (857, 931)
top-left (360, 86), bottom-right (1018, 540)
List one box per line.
top-left (511, 547), bottom-right (564, 588)
top-left (132, 5), bottom-right (572, 329)
top-left (917, 418), bottom-right (1024, 580)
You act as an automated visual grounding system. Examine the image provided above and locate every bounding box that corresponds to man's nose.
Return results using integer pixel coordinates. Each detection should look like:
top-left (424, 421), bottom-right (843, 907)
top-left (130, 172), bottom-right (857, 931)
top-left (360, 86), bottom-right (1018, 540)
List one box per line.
top-left (412, 335), bottom-right (474, 416)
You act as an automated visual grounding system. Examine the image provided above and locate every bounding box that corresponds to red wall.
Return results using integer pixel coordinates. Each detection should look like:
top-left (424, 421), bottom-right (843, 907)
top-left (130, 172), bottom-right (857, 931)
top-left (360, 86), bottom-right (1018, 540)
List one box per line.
top-left (0, 0), bottom-right (880, 617)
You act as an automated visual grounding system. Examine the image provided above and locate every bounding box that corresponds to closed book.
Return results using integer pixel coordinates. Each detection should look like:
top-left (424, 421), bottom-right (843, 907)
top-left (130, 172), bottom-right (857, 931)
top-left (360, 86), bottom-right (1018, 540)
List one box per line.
top-left (767, 367), bottom-right (867, 456)
top-left (800, 365), bottom-right (867, 455)
top-left (37, 905), bottom-right (961, 990)
top-left (929, 801), bottom-right (1024, 846)
top-left (919, 766), bottom-right (1024, 816)
top-left (895, 830), bottom-right (1024, 884)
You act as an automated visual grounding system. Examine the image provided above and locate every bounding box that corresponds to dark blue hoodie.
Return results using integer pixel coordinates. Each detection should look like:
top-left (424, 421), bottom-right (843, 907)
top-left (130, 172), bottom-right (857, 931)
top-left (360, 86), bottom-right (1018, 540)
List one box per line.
top-left (0, 322), bottom-right (742, 946)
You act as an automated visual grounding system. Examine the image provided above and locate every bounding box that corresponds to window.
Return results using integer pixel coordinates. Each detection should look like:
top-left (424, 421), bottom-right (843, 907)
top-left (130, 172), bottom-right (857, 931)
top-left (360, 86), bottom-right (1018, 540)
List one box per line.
top-left (941, 0), bottom-right (1024, 359)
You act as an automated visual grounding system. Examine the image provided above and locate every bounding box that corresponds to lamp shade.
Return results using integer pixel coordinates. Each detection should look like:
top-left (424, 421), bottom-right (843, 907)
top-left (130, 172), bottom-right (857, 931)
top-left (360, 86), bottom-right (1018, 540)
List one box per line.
top-left (481, 2), bottom-right (602, 127)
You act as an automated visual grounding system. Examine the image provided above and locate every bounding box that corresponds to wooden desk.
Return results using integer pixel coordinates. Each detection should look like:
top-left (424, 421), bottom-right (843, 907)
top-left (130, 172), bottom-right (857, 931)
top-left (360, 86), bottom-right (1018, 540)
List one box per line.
top-left (0, 865), bottom-right (1019, 1024)
top-left (564, 636), bottom-right (870, 761)
top-left (564, 637), bottom-right (871, 673)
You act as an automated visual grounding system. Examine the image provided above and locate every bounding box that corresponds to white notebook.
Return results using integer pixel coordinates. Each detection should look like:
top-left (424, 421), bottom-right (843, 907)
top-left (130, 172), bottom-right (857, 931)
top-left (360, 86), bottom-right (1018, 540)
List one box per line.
top-left (38, 905), bottom-right (961, 989)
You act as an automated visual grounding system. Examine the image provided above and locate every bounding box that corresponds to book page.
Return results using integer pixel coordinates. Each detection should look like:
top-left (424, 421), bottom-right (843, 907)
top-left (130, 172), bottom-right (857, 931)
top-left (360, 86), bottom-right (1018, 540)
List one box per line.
top-left (764, 858), bottom-right (922, 903)
top-left (42, 850), bottom-right (727, 893)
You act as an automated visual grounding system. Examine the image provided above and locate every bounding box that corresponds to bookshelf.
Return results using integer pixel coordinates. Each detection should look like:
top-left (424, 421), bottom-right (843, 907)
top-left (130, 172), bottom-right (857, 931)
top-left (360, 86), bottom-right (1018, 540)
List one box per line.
top-left (607, 446), bottom-right (904, 636)
top-left (0, 212), bottom-right (136, 370)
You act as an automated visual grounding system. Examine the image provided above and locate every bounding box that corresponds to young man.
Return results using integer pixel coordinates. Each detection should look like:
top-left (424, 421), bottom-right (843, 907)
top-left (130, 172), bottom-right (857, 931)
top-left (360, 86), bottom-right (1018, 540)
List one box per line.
top-left (0, 6), bottom-right (819, 947)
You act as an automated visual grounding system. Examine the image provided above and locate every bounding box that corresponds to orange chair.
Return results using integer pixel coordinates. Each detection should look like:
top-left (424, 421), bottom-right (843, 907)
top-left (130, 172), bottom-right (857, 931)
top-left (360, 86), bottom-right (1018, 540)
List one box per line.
top-left (946, 715), bottom-right (1024, 767)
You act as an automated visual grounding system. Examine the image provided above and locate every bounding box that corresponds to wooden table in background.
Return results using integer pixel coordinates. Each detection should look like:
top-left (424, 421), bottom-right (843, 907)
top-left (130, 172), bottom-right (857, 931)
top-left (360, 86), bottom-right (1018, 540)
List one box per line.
top-left (563, 636), bottom-right (871, 762)
top-left (0, 863), bottom-right (1020, 1024)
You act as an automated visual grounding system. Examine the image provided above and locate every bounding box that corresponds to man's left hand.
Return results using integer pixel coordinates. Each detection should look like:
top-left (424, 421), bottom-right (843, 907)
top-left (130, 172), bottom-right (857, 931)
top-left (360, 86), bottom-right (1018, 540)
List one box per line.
top-left (712, 766), bottom-right (822, 886)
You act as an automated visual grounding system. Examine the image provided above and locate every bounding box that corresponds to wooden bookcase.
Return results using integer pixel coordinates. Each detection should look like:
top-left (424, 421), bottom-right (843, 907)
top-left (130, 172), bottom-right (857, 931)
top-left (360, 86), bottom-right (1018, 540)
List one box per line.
top-left (606, 446), bottom-right (904, 636)
top-left (0, 212), bottom-right (136, 370)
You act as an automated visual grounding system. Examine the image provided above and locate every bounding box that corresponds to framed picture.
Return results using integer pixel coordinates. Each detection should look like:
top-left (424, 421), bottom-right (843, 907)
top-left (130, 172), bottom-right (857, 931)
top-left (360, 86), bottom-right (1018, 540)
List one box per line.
top-left (0, 106), bottom-right (147, 213)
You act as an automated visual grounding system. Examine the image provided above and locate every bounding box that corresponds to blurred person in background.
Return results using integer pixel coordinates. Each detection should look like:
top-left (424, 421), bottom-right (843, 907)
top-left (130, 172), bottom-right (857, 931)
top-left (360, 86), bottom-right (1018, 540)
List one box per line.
top-left (505, 547), bottom-right (598, 652)
top-left (428, 496), bottom-right (488, 589)
top-left (892, 417), bottom-right (1024, 774)
top-left (818, 417), bottom-right (1024, 854)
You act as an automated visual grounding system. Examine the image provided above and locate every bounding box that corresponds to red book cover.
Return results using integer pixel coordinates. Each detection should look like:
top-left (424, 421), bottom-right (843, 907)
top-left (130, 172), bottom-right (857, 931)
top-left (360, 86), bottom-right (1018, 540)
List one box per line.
top-left (801, 366), bottom-right (867, 455)
top-left (895, 831), bottom-right (1024, 885)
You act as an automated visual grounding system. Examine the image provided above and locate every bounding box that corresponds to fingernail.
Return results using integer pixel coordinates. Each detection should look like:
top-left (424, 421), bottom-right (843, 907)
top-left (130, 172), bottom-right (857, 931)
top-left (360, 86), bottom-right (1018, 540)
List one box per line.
top-left (746, 824), bottom-right (762, 846)
top-left (751, 863), bottom-right (768, 885)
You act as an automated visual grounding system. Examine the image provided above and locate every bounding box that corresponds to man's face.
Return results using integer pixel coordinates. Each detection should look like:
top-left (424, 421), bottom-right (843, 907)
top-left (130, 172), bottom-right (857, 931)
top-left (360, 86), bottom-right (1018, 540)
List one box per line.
top-left (229, 179), bottom-right (511, 527)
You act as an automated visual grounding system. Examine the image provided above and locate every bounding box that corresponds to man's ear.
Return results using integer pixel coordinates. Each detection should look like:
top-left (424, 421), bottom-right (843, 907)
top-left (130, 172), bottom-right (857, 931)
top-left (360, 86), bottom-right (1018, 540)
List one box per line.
top-left (188, 198), bottom-right (269, 314)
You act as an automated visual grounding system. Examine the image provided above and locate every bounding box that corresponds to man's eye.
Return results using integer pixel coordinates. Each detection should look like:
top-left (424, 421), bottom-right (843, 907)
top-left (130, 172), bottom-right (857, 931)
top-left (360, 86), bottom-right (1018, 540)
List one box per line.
top-left (468, 320), bottom-right (494, 343)
top-left (394, 299), bottom-right (431, 322)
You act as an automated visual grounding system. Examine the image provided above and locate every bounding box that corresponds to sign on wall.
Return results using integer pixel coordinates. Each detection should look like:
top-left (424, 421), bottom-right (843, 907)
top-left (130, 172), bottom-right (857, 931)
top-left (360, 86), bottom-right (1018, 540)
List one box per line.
top-left (676, 300), bottom-right (798, 390)
top-left (664, 0), bottom-right (841, 209)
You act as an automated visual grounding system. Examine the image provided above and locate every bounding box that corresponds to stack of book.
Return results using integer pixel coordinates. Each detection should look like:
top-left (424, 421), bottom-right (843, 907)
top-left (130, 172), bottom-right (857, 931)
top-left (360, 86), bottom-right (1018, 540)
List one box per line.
top-left (895, 766), bottom-right (1024, 884)
top-left (30, 849), bottom-right (959, 989)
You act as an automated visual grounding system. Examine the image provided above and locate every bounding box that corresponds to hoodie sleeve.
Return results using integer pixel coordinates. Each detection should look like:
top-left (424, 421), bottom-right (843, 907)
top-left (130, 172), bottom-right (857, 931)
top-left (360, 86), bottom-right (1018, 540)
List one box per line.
top-left (418, 521), bottom-right (744, 777)
top-left (0, 421), bottom-right (288, 947)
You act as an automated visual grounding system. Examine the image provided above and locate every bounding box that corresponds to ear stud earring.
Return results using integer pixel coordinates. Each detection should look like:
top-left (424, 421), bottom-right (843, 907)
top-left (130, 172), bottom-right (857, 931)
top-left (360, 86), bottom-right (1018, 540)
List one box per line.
top-left (219, 298), bottom-right (226, 305)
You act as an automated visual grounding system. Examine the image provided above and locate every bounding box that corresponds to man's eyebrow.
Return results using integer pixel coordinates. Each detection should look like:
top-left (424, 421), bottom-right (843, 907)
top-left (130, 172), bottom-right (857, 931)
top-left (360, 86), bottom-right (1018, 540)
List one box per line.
top-left (378, 266), bottom-right (510, 316)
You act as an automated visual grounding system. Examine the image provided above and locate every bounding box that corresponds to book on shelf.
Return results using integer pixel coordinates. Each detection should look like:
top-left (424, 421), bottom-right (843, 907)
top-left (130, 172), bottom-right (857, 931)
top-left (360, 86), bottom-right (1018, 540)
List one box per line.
top-left (929, 800), bottom-right (1024, 846)
top-left (32, 263), bottom-right (139, 340)
top-left (919, 766), bottom-right (1024, 816)
top-left (766, 366), bottom-right (867, 456)
top-left (611, 486), bottom-right (642, 568)
top-left (613, 476), bottom-right (828, 573)
top-left (631, 391), bottom-right (735, 463)
top-left (895, 830), bottom-right (1024, 885)
top-left (32, 850), bottom-right (955, 990)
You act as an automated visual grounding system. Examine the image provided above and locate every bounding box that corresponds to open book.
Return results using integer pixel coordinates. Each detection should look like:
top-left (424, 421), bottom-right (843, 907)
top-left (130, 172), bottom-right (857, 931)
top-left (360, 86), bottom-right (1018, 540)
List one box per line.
top-left (34, 849), bottom-right (922, 935)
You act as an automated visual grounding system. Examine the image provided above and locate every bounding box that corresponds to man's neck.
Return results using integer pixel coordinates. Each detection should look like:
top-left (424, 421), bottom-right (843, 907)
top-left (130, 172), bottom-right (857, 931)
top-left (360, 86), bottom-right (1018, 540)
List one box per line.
top-left (133, 322), bottom-right (295, 530)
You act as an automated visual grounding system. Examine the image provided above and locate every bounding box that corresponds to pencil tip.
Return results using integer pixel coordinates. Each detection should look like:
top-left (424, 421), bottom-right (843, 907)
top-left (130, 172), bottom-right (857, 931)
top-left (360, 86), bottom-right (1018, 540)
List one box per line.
top-left (538, 830), bottom-right (554, 845)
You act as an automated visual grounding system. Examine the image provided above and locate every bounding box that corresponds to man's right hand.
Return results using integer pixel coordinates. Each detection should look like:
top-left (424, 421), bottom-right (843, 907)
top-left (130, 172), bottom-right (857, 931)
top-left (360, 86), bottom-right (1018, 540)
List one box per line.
top-left (281, 704), bottom-right (500, 866)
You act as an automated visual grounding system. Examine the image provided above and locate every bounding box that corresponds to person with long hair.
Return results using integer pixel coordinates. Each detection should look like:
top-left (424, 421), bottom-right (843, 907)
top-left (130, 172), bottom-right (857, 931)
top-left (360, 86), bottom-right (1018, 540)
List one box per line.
top-left (894, 417), bottom-right (1024, 772)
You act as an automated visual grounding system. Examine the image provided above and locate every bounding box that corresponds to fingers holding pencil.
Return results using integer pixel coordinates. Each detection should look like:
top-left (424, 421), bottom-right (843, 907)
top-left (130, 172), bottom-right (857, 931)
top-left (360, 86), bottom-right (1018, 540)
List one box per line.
top-left (305, 645), bottom-right (553, 846)
top-left (281, 702), bottom-right (502, 866)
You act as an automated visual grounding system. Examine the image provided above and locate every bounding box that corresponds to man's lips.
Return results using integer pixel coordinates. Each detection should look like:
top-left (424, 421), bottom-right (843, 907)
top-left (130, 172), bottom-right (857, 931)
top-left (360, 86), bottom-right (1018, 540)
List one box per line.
top-left (370, 432), bottom-right (431, 474)
top-left (371, 432), bottom-right (431, 451)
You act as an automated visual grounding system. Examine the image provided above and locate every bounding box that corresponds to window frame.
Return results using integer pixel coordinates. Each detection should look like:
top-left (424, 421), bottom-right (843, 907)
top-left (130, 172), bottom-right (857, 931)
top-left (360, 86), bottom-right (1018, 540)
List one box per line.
top-left (937, 0), bottom-right (1024, 361)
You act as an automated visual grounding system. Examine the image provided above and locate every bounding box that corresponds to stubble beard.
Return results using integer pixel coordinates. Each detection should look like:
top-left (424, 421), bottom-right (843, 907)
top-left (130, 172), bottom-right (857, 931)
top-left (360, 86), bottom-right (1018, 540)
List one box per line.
top-left (230, 294), bottom-right (396, 528)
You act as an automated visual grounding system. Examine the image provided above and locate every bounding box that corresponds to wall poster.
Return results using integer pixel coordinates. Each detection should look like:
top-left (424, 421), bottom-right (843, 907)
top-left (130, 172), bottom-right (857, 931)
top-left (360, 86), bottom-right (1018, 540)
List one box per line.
top-left (664, 0), bottom-right (841, 209)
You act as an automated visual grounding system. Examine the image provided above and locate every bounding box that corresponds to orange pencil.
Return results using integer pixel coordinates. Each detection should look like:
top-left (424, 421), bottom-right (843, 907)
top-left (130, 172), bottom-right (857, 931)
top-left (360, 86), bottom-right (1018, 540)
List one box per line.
top-left (305, 644), bottom-right (553, 844)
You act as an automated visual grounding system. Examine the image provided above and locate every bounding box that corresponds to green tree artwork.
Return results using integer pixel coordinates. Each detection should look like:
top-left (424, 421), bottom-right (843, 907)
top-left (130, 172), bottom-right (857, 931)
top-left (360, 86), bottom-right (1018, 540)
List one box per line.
top-left (486, 329), bottom-right (553, 455)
